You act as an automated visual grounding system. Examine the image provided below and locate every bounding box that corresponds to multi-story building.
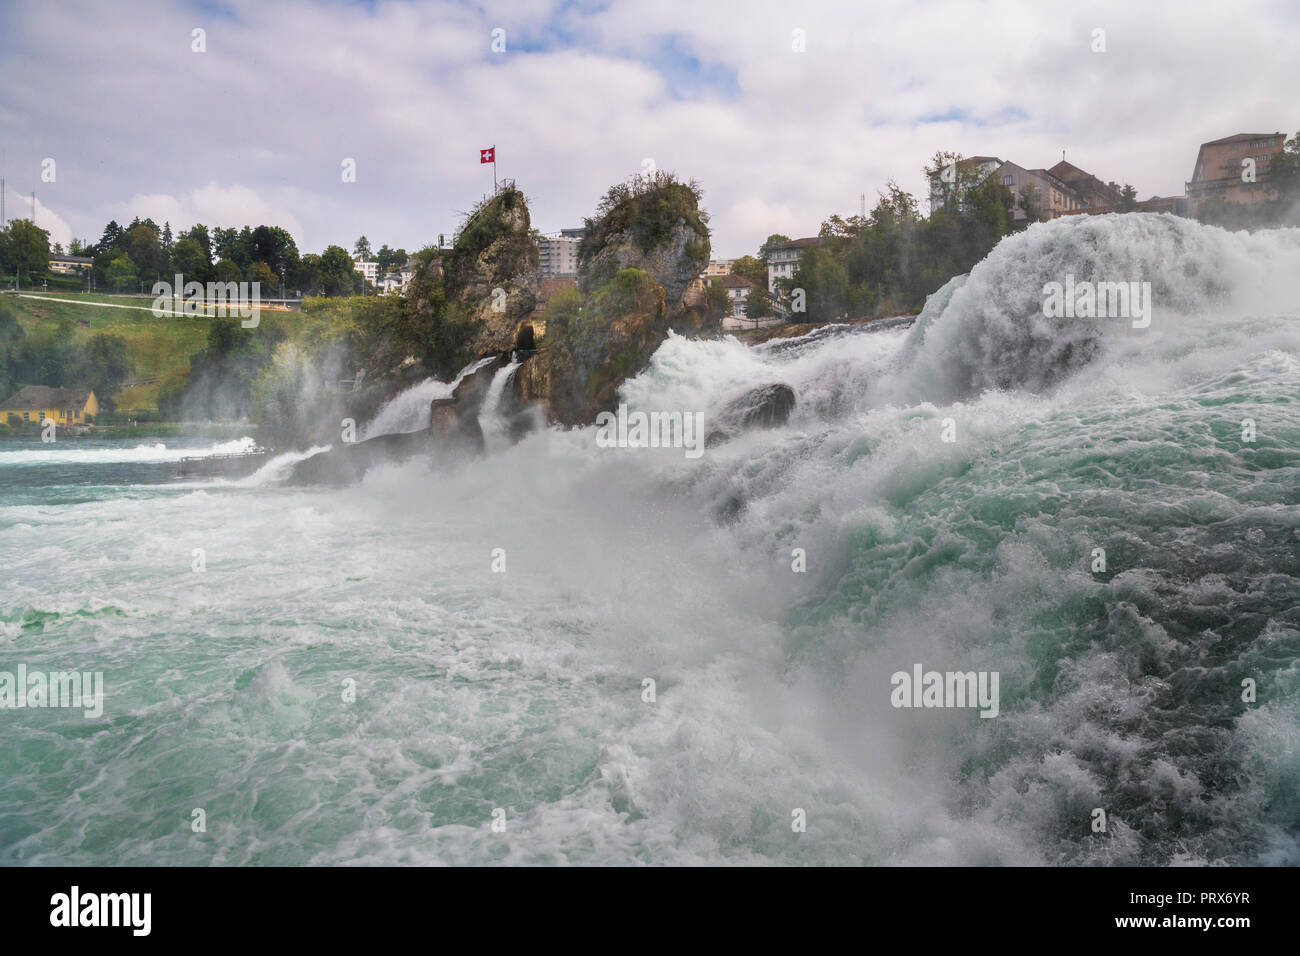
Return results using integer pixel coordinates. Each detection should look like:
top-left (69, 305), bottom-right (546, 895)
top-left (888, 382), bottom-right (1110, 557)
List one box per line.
top-left (702, 258), bottom-right (735, 279)
top-left (353, 259), bottom-right (378, 286)
top-left (1047, 159), bottom-right (1123, 211)
top-left (1186, 132), bottom-right (1287, 217)
top-left (927, 156), bottom-right (1003, 213)
top-left (47, 254), bottom-right (94, 275)
top-left (990, 161), bottom-right (1083, 222)
top-left (766, 237), bottom-right (822, 293)
top-left (537, 228), bottom-right (583, 278)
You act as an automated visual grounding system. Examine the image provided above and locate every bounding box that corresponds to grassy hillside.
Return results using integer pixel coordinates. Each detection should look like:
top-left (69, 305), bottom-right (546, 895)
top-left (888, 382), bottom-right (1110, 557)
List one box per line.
top-left (6, 292), bottom-right (223, 411)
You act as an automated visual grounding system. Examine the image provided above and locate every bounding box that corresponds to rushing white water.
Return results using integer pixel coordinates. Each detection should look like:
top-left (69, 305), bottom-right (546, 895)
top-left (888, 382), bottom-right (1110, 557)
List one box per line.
top-left (0, 436), bottom-right (258, 466)
top-left (360, 357), bottom-right (497, 439)
top-left (2, 214), bottom-right (1298, 866)
top-left (477, 357), bottom-right (521, 452)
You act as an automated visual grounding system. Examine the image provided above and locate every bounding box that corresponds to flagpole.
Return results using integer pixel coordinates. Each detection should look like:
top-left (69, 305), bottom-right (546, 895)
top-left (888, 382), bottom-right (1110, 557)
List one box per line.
top-left (493, 145), bottom-right (497, 193)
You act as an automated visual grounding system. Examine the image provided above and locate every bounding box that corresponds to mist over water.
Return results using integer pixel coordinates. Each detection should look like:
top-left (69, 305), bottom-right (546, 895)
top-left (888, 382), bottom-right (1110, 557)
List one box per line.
top-left (359, 357), bottom-right (498, 439)
top-left (2, 215), bottom-right (1298, 865)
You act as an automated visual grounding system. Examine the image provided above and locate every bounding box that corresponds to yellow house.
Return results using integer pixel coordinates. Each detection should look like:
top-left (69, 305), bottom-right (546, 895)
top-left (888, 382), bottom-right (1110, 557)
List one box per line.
top-left (0, 386), bottom-right (99, 425)
top-left (47, 254), bottom-right (94, 275)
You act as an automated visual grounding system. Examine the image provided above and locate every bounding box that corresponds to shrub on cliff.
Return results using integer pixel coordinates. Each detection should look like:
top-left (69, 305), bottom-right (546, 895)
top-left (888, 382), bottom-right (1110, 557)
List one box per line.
top-left (578, 172), bottom-right (709, 283)
top-left (540, 286), bottom-right (583, 338)
top-left (589, 268), bottom-right (663, 323)
top-left (442, 186), bottom-right (535, 297)
top-left (377, 245), bottom-right (492, 379)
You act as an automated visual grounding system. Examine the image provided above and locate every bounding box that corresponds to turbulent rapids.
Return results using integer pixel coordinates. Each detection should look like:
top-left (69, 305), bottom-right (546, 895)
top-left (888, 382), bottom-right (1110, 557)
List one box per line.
top-left (2, 214), bottom-right (1298, 865)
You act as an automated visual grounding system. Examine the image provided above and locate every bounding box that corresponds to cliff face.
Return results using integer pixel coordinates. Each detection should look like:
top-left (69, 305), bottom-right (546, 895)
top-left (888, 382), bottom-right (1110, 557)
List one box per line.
top-left (579, 217), bottom-right (706, 315)
top-left (512, 270), bottom-right (669, 426)
top-left (397, 186), bottom-right (540, 381)
top-left (442, 187), bottom-right (541, 357)
top-left (511, 174), bottom-right (718, 425)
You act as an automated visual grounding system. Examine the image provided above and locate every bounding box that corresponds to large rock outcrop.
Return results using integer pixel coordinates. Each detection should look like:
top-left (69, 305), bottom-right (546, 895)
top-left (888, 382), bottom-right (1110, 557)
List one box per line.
top-left (337, 176), bottom-right (724, 457)
top-left (442, 186), bottom-right (541, 357)
top-left (512, 270), bottom-right (670, 426)
top-left (511, 173), bottom-right (720, 426)
top-left (705, 383), bottom-right (796, 447)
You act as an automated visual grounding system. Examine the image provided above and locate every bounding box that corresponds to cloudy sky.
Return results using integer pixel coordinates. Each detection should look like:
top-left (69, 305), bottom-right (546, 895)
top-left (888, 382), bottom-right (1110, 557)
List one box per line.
top-left (3, 0), bottom-right (1297, 259)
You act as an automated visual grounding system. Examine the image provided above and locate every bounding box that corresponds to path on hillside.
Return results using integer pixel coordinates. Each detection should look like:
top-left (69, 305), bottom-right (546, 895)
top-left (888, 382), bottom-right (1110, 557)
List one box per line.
top-left (11, 293), bottom-right (296, 314)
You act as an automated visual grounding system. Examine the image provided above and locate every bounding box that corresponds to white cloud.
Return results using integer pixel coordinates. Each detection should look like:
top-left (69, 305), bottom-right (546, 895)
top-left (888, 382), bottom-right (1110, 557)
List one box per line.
top-left (18, 196), bottom-right (75, 250)
top-left (2, 0), bottom-right (1296, 259)
top-left (99, 184), bottom-right (306, 244)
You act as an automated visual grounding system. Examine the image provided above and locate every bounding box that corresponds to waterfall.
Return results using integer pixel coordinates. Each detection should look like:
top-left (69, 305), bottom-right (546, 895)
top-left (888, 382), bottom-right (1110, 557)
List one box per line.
top-left (477, 357), bottom-right (521, 452)
top-left (360, 356), bottom-right (497, 439)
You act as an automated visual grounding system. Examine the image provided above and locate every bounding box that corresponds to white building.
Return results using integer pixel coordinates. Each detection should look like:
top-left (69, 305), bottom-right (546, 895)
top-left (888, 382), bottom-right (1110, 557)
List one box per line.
top-left (377, 259), bottom-right (416, 294)
top-left (766, 237), bottom-right (822, 293)
top-left (715, 273), bottom-right (754, 316)
top-left (702, 258), bottom-right (735, 279)
top-left (538, 228), bottom-right (583, 278)
top-left (354, 259), bottom-right (379, 285)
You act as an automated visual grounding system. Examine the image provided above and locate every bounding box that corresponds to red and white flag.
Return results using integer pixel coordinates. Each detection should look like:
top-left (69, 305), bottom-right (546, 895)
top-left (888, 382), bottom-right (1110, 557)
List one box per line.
top-left (480, 147), bottom-right (495, 164)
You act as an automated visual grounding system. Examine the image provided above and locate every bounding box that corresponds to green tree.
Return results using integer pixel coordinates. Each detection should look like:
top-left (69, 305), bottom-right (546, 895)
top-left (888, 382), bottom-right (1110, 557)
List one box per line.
top-left (212, 258), bottom-right (243, 284)
top-left (296, 253), bottom-right (322, 294)
top-left (819, 214), bottom-right (868, 241)
top-left (179, 224), bottom-right (213, 264)
top-left (319, 245), bottom-right (359, 295)
top-left (789, 245), bottom-right (851, 322)
top-left (248, 260), bottom-right (279, 292)
top-left (758, 233), bottom-right (791, 263)
top-left (743, 286), bottom-right (773, 321)
top-left (79, 333), bottom-right (130, 411)
top-left (539, 286), bottom-right (583, 338)
top-left (353, 236), bottom-right (373, 260)
top-left (730, 254), bottom-right (767, 289)
top-left (1269, 132), bottom-right (1300, 201)
top-left (125, 222), bottom-right (166, 284)
top-left (213, 226), bottom-right (252, 270)
top-left (171, 237), bottom-right (210, 283)
top-left (704, 279), bottom-right (731, 319)
top-left (5, 219), bottom-right (51, 285)
top-left (95, 220), bottom-right (125, 255)
top-left (105, 252), bottom-right (138, 291)
top-left (0, 301), bottom-right (25, 398)
top-left (13, 319), bottom-right (73, 385)
top-left (923, 151), bottom-right (995, 213)
top-left (251, 225), bottom-right (299, 278)
top-left (1116, 184), bottom-right (1139, 212)
top-left (1017, 183), bottom-right (1043, 224)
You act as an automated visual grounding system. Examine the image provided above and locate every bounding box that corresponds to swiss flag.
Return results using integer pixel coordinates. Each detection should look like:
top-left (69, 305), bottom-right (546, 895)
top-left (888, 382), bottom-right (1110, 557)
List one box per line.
top-left (480, 147), bottom-right (495, 164)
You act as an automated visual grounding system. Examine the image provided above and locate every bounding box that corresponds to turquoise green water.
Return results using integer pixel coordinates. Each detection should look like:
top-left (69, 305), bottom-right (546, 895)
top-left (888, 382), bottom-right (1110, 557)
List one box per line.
top-left (2, 214), bottom-right (1298, 865)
